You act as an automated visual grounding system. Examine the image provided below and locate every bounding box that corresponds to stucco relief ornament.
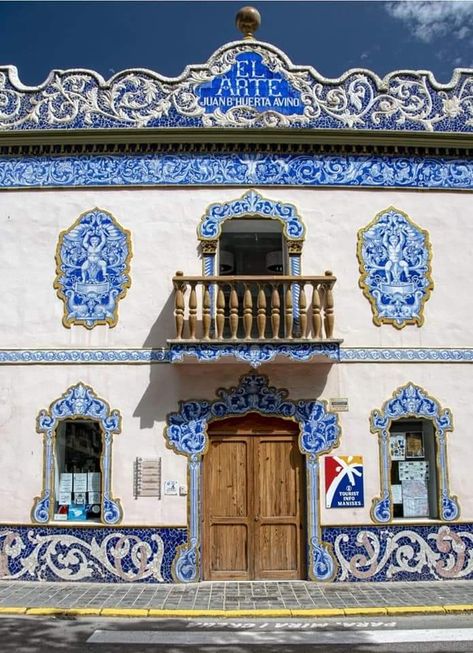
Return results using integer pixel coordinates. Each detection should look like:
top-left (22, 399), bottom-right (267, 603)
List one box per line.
top-left (55, 208), bottom-right (132, 328)
top-left (358, 207), bottom-right (433, 328)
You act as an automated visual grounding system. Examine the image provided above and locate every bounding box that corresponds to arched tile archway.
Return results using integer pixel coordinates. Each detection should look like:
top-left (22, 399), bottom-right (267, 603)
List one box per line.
top-left (164, 372), bottom-right (341, 583)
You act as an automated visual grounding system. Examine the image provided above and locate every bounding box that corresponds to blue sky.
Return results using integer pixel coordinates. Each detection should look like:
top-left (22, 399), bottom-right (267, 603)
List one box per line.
top-left (0, 1), bottom-right (472, 85)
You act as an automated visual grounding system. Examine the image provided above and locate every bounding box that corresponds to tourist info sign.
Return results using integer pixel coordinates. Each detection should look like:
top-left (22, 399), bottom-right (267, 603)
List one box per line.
top-left (324, 455), bottom-right (364, 509)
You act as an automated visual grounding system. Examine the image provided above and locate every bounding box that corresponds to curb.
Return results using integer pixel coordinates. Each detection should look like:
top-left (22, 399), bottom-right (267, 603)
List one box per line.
top-left (0, 604), bottom-right (472, 618)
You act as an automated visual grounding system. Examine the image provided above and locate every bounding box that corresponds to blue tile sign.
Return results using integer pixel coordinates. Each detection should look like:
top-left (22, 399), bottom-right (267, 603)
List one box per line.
top-left (325, 455), bottom-right (364, 509)
top-left (196, 52), bottom-right (304, 115)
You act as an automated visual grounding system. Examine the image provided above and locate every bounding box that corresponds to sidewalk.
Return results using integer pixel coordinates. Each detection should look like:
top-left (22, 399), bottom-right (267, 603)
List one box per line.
top-left (0, 580), bottom-right (473, 618)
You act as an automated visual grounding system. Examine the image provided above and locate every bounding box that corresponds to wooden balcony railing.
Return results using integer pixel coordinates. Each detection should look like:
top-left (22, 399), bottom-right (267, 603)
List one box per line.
top-left (171, 272), bottom-right (336, 341)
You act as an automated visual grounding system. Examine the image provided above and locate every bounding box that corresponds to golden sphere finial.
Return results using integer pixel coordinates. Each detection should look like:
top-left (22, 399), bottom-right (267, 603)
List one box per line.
top-left (236, 6), bottom-right (261, 40)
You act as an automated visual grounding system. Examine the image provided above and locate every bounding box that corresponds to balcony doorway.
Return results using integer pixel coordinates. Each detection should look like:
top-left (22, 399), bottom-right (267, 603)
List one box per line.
top-left (218, 218), bottom-right (286, 276)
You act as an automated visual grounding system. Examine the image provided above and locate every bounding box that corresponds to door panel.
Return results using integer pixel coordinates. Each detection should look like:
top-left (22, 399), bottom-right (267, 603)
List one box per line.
top-left (204, 414), bottom-right (304, 580)
top-left (203, 436), bottom-right (252, 580)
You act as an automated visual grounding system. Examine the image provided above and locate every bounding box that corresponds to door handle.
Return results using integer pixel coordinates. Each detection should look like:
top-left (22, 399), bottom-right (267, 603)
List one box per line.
top-left (254, 515), bottom-right (260, 522)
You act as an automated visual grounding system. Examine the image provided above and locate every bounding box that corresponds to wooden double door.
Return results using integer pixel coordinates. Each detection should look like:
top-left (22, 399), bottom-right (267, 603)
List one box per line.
top-left (203, 413), bottom-right (305, 580)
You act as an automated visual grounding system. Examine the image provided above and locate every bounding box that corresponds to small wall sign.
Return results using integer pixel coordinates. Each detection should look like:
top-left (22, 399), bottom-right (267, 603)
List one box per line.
top-left (329, 398), bottom-right (349, 412)
top-left (164, 480), bottom-right (179, 496)
top-left (325, 455), bottom-right (364, 508)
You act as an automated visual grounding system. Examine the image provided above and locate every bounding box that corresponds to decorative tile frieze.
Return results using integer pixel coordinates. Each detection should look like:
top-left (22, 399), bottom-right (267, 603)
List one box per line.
top-left (2, 152), bottom-right (473, 190)
top-left (324, 523), bottom-right (473, 582)
top-left (1, 41), bottom-right (473, 132)
top-left (168, 342), bottom-right (340, 367)
top-left (2, 347), bottom-right (473, 364)
top-left (0, 525), bottom-right (186, 582)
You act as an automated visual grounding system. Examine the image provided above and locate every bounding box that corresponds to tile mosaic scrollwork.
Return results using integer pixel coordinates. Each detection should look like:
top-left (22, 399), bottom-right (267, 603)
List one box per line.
top-left (2, 41), bottom-right (473, 131)
top-left (197, 189), bottom-right (305, 242)
top-left (55, 208), bottom-right (132, 329)
top-left (325, 523), bottom-right (473, 582)
top-left (31, 382), bottom-right (123, 525)
top-left (3, 152), bottom-right (473, 191)
top-left (370, 382), bottom-right (459, 524)
top-left (358, 207), bottom-right (433, 329)
top-left (0, 526), bottom-right (186, 582)
top-left (165, 372), bottom-right (340, 582)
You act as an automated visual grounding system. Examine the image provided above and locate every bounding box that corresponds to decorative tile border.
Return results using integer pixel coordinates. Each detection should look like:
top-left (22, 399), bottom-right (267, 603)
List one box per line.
top-left (168, 342), bottom-right (341, 367)
top-left (2, 152), bottom-right (473, 190)
top-left (1, 41), bottom-right (473, 132)
top-left (324, 523), bottom-right (473, 582)
top-left (0, 525), bottom-right (186, 582)
top-left (2, 348), bottom-right (473, 365)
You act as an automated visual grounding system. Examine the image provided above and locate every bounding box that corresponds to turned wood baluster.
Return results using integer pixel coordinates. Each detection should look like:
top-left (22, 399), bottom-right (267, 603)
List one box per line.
top-left (202, 282), bottom-right (211, 340)
top-left (188, 282), bottom-right (197, 339)
top-left (174, 271), bottom-right (185, 340)
top-left (324, 271), bottom-right (335, 338)
top-left (216, 284), bottom-right (225, 340)
top-left (285, 284), bottom-right (293, 338)
top-left (271, 284), bottom-right (280, 338)
top-left (311, 282), bottom-right (322, 338)
top-left (243, 284), bottom-right (253, 339)
top-left (297, 281), bottom-right (307, 338)
top-left (257, 284), bottom-right (267, 339)
top-left (229, 283), bottom-right (239, 339)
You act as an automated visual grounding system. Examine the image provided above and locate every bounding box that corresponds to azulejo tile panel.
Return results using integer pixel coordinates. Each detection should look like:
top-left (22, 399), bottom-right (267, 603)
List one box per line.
top-left (358, 207), bottom-right (433, 329)
top-left (2, 152), bottom-right (473, 190)
top-left (55, 208), bottom-right (132, 329)
top-left (1, 41), bottom-right (473, 131)
top-left (324, 523), bottom-right (473, 582)
top-left (0, 525), bottom-right (186, 582)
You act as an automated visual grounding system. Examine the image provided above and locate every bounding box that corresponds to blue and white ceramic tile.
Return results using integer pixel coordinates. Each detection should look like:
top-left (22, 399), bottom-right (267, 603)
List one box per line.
top-left (324, 523), bottom-right (473, 582)
top-left (2, 152), bottom-right (473, 190)
top-left (0, 526), bottom-right (186, 582)
top-left (56, 208), bottom-right (132, 329)
top-left (358, 207), bottom-right (433, 328)
top-left (1, 41), bottom-right (473, 132)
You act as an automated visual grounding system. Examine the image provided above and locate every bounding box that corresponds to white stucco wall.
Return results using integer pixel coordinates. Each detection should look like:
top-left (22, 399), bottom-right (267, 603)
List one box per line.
top-left (0, 186), bottom-right (470, 348)
top-left (0, 361), bottom-right (470, 527)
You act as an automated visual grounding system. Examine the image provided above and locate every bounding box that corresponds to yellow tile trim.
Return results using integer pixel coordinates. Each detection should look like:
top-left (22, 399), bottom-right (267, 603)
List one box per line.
top-left (0, 607), bottom-right (27, 614)
top-left (344, 607), bottom-right (387, 616)
top-left (100, 608), bottom-right (149, 617)
top-left (443, 604), bottom-right (473, 614)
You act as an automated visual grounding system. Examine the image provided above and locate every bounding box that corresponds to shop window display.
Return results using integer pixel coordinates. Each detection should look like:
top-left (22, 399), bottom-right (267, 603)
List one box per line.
top-left (389, 420), bottom-right (438, 519)
top-left (54, 420), bottom-right (103, 522)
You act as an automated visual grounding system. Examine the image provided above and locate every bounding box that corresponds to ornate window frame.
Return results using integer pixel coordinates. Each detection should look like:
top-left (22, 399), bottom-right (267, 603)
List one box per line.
top-left (357, 206), bottom-right (433, 329)
top-left (371, 382), bottom-right (459, 523)
top-left (31, 382), bottom-right (123, 525)
top-left (55, 207), bottom-right (132, 329)
top-left (197, 189), bottom-right (305, 276)
top-left (164, 372), bottom-right (340, 583)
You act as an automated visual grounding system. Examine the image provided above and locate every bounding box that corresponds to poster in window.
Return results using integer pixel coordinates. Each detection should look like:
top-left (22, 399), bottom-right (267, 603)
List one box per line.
top-left (324, 455), bottom-right (364, 508)
top-left (402, 479), bottom-right (429, 517)
top-left (73, 473), bottom-right (88, 493)
top-left (390, 434), bottom-right (406, 461)
top-left (399, 460), bottom-right (429, 481)
top-left (391, 484), bottom-right (403, 504)
top-left (406, 431), bottom-right (424, 458)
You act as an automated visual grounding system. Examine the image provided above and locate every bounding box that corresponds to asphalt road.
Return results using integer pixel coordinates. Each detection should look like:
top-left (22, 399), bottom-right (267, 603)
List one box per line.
top-left (2, 614), bottom-right (473, 652)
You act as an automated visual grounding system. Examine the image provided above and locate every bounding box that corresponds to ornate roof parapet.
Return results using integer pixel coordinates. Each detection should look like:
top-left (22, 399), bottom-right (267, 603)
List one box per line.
top-left (1, 8), bottom-right (473, 134)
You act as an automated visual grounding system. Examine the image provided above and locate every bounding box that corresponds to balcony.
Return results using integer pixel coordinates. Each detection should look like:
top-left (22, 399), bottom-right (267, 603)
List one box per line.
top-left (168, 272), bottom-right (342, 366)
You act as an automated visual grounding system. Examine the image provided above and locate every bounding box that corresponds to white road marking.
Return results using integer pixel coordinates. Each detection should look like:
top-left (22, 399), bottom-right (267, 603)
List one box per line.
top-left (191, 620), bottom-right (397, 629)
top-left (87, 627), bottom-right (473, 645)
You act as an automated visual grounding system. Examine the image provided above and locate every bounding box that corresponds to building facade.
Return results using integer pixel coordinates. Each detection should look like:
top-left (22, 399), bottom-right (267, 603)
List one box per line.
top-left (1, 9), bottom-right (473, 583)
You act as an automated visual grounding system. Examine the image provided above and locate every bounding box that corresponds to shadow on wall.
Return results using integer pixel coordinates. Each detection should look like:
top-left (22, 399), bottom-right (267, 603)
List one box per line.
top-left (133, 358), bottom-right (334, 431)
top-left (142, 291), bottom-right (175, 349)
